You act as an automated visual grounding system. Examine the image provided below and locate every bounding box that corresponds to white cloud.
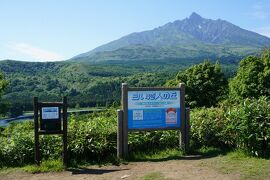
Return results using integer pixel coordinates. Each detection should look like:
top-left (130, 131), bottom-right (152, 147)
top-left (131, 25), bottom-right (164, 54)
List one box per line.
top-left (255, 26), bottom-right (270, 37)
top-left (7, 43), bottom-right (64, 61)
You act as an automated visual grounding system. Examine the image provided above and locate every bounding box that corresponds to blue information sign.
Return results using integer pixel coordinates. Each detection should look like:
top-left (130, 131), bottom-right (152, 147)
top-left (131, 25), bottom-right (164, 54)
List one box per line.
top-left (127, 90), bottom-right (180, 129)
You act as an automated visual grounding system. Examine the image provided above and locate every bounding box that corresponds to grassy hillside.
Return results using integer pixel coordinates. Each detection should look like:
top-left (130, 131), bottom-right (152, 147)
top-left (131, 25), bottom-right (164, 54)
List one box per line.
top-left (0, 59), bottom-right (237, 111)
top-left (72, 44), bottom-right (260, 63)
top-left (0, 60), bottom-right (182, 110)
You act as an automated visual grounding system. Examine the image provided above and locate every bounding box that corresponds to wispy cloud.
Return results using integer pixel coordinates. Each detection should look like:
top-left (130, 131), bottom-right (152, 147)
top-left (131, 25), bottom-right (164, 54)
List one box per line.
top-left (7, 43), bottom-right (64, 61)
top-left (251, 2), bottom-right (270, 20)
top-left (255, 26), bottom-right (270, 37)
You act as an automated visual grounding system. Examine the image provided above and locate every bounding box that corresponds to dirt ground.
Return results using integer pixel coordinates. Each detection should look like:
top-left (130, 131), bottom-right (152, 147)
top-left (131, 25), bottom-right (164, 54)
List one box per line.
top-left (0, 156), bottom-right (240, 180)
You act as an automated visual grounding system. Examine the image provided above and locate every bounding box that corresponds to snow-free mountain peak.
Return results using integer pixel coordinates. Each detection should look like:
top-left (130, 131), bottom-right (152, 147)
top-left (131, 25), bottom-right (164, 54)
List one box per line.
top-left (72, 13), bottom-right (270, 62)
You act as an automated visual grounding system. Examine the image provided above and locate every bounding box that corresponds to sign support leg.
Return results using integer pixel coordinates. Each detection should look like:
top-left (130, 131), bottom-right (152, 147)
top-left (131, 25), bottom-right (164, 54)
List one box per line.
top-left (179, 83), bottom-right (186, 152)
top-left (117, 109), bottom-right (123, 158)
top-left (122, 83), bottom-right (128, 157)
top-left (185, 107), bottom-right (190, 152)
top-left (34, 97), bottom-right (40, 165)
top-left (63, 97), bottom-right (68, 167)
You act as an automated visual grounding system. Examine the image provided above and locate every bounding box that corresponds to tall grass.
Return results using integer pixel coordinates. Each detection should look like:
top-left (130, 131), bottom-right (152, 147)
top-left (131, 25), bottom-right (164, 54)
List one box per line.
top-left (0, 108), bottom-right (179, 167)
top-left (191, 97), bottom-right (270, 157)
top-left (0, 97), bottom-right (269, 168)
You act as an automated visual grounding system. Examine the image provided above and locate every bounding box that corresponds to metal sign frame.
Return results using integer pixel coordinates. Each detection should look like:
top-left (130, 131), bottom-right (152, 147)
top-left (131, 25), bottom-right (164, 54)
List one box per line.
top-left (33, 97), bottom-right (68, 167)
top-left (117, 83), bottom-right (190, 158)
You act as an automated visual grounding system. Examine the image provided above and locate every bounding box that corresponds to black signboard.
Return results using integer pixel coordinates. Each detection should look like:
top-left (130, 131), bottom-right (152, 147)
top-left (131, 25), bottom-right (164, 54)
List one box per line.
top-left (33, 97), bottom-right (68, 167)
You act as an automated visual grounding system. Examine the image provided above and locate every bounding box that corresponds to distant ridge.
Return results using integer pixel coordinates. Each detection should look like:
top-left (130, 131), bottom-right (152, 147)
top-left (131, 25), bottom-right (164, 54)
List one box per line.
top-left (71, 12), bottom-right (270, 63)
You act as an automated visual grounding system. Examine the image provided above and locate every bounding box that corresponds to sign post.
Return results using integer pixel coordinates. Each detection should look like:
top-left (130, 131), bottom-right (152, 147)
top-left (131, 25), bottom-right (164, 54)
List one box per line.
top-left (33, 97), bottom-right (68, 167)
top-left (117, 83), bottom-right (190, 158)
top-left (179, 83), bottom-right (186, 150)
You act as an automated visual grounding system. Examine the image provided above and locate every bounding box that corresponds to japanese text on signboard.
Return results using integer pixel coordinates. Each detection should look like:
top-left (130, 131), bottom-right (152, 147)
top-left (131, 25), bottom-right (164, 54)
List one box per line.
top-left (127, 90), bottom-right (180, 129)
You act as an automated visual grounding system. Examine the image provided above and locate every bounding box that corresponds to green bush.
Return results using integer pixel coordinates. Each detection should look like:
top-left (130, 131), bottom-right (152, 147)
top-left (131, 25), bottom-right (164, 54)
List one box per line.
top-left (68, 109), bottom-right (117, 162)
top-left (224, 97), bottom-right (270, 157)
top-left (128, 130), bottom-right (178, 152)
top-left (1, 99), bottom-right (269, 167)
top-left (190, 107), bottom-right (226, 148)
top-left (190, 97), bottom-right (270, 157)
top-left (0, 121), bottom-right (34, 167)
top-left (229, 49), bottom-right (270, 99)
top-left (167, 60), bottom-right (227, 108)
top-left (0, 108), bottom-right (181, 167)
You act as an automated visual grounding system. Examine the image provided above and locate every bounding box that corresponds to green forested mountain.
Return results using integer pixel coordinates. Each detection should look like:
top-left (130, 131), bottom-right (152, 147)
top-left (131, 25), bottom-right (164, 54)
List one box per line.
top-left (0, 60), bottom-right (190, 110)
top-left (0, 58), bottom-right (237, 112)
top-left (71, 12), bottom-right (269, 62)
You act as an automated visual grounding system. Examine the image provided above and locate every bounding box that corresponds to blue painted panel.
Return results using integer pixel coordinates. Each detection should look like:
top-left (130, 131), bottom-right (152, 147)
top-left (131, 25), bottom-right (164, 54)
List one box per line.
top-left (127, 90), bottom-right (181, 130)
top-left (128, 108), bottom-right (180, 129)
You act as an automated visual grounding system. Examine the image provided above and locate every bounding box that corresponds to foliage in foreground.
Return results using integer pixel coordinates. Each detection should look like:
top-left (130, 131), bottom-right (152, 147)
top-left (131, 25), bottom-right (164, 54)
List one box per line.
top-left (229, 49), bottom-right (270, 99)
top-left (167, 60), bottom-right (227, 108)
top-left (191, 97), bottom-right (270, 157)
top-left (0, 108), bottom-right (179, 167)
top-left (1, 95), bottom-right (270, 167)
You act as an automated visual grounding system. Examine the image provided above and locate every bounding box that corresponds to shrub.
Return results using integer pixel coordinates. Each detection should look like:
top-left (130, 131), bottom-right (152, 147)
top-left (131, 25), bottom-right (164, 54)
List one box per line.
top-left (167, 60), bottom-right (227, 108)
top-left (1, 98), bottom-right (269, 168)
top-left (0, 121), bottom-right (34, 166)
top-left (128, 130), bottom-right (179, 152)
top-left (224, 97), bottom-right (270, 157)
top-left (229, 49), bottom-right (270, 99)
top-left (190, 107), bottom-right (226, 149)
top-left (190, 97), bottom-right (270, 157)
top-left (0, 108), bottom-right (181, 167)
top-left (68, 109), bottom-right (117, 162)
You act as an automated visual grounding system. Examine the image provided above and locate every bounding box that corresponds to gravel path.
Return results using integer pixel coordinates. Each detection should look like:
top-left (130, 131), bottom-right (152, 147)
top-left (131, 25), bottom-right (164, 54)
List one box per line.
top-left (0, 156), bottom-right (240, 180)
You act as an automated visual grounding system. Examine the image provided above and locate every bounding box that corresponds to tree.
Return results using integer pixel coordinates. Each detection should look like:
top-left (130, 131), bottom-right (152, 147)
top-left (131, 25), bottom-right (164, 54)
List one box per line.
top-left (8, 103), bottom-right (24, 118)
top-left (167, 60), bottom-right (227, 107)
top-left (229, 49), bottom-right (270, 99)
top-left (0, 71), bottom-right (8, 97)
top-left (0, 71), bottom-right (8, 115)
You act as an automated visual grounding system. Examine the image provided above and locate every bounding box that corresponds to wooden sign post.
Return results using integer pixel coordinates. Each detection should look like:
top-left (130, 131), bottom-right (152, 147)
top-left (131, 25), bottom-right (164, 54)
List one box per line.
top-left (34, 97), bottom-right (68, 167)
top-left (117, 83), bottom-right (190, 158)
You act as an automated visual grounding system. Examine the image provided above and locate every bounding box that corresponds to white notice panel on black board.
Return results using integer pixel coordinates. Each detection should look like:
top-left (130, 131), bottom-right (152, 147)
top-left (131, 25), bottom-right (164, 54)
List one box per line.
top-left (42, 107), bottom-right (59, 120)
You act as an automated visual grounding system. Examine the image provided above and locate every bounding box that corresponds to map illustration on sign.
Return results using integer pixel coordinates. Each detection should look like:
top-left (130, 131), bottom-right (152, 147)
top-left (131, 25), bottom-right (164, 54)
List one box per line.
top-left (127, 90), bottom-right (180, 129)
top-left (42, 107), bottom-right (59, 120)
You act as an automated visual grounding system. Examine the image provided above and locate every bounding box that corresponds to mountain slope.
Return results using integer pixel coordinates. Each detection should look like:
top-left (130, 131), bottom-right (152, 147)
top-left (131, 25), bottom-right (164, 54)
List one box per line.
top-left (170, 13), bottom-right (270, 46)
top-left (71, 12), bottom-right (270, 62)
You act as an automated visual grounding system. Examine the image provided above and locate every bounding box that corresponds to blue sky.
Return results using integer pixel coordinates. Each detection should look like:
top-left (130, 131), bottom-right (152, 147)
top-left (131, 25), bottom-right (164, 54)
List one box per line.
top-left (1, 0), bottom-right (270, 62)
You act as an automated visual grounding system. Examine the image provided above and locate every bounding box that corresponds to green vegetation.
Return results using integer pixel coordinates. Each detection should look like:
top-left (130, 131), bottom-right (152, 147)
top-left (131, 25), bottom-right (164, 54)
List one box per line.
top-left (0, 108), bottom-right (180, 167)
top-left (23, 159), bottom-right (64, 173)
top-left (1, 95), bottom-right (269, 168)
top-left (0, 71), bottom-right (8, 97)
top-left (229, 49), bottom-right (270, 99)
top-left (128, 148), bottom-right (183, 162)
top-left (73, 44), bottom-right (259, 63)
top-left (0, 59), bottom-right (236, 116)
top-left (167, 60), bottom-right (227, 107)
top-left (0, 71), bottom-right (8, 116)
top-left (0, 60), bottom-right (187, 113)
top-left (0, 58), bottom-right (237, 116)
top-left (201, 150), bottom-right (270, 180)
top-left (0, 49), bottom-right (270, 176)
top-left (0, 159), bottom-right (64, 175)
top-left (141, 172), bottom-right (168, 180)
top-left (191, 97), bottom-right (270, 157)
